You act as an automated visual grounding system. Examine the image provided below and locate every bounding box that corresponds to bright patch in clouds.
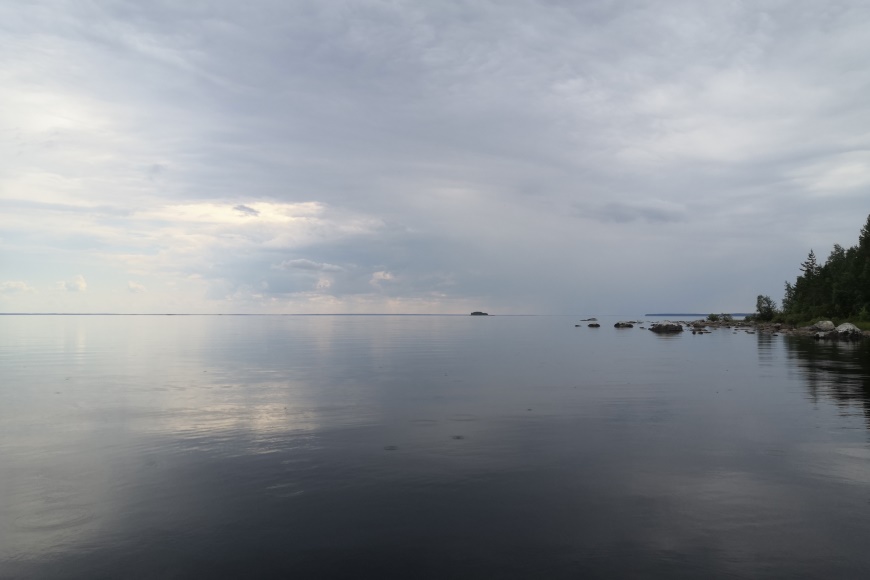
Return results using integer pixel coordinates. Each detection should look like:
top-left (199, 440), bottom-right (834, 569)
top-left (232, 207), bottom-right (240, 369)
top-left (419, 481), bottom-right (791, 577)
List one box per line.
top-left (275, 259), bottom-right (344, 272)
top-left (139, 202), bottom-right (324, 225)
top-left (0, 281), bottom-right (35, 294)
top-left (59, 275), bottom-right (87, 293)
top-left (370, 271), bottom-right (395, 288)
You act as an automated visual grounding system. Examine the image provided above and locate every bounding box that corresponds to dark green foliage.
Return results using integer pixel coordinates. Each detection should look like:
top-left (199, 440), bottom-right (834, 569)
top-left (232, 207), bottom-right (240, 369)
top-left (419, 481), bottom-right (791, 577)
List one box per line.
top-left (707, 313), bottom-right (720, 322)
top-left (779, 213), bottom-right (870, 322)
top-left (756, 295), bottom-right (778, 321)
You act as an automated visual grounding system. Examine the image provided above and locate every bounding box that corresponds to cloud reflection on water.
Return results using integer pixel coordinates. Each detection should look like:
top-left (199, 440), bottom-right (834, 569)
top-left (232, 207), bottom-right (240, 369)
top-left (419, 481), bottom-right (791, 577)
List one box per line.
top-left (4, 316), bottom-right (870, 578)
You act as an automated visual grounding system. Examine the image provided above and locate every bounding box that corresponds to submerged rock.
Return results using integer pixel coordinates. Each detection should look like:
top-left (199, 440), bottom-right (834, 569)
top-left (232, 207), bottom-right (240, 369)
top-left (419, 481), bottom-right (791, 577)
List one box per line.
top-left (649, 321), bottom-right (683, 333)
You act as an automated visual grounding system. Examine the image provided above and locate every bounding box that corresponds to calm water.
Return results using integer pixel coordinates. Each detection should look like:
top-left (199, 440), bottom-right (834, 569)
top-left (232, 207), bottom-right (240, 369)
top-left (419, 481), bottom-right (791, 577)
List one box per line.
top-left (2, 315), bottom-right (870, 579)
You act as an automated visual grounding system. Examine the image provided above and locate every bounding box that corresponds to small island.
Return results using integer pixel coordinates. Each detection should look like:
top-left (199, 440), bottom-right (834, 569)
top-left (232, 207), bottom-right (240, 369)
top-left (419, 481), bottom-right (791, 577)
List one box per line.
top-left (470, 311), bottom-right (489, 316)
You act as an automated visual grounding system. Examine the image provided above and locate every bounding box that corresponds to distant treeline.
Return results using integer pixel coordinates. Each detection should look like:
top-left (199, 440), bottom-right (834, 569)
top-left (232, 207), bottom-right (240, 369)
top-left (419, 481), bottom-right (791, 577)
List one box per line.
top-left (755, 214), bottom-right (870, 322)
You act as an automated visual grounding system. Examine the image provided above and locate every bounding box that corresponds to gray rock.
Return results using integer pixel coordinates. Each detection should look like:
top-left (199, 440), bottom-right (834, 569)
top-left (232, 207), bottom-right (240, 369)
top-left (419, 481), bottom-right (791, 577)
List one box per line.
top-left (588, 323), bottom-right (600, 328)
top-left (614, 321), bottom-right (634, 328)
top-left (649, 321), bottom-right (683, 333)
top-left (835, 323), bottom-right (863, 339)
top-left (814, 320), bottom-right (835, 331)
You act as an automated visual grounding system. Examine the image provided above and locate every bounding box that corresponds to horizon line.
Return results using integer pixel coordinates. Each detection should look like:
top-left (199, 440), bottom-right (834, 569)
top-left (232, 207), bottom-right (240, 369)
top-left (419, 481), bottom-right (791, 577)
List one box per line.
top-left (0, 312), bottom-right (746, 317)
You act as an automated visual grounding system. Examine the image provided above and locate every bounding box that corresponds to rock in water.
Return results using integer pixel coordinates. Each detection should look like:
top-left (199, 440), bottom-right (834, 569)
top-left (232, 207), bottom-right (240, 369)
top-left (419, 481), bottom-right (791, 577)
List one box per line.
top-left (836, 322), bottom-right (862, 338)
top-left (649, 321), bottom-right (683, 333)
top-left (588, 323), bottom-right (600, 328)
top-left (614, 321), bottom-right (634, 328)
top-left (814, 320), bottom-right (835, 331)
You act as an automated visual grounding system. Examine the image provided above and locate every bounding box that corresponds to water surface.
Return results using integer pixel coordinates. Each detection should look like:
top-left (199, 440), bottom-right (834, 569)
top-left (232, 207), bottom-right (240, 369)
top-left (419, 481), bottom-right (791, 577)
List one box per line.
top-left (2, 315), bottom-right (870, 578)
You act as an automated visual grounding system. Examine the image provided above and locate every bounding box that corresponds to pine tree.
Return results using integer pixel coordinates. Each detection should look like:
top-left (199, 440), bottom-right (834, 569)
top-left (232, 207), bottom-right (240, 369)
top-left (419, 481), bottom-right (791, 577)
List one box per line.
top-left (777, 213), bottom-right (870, 321)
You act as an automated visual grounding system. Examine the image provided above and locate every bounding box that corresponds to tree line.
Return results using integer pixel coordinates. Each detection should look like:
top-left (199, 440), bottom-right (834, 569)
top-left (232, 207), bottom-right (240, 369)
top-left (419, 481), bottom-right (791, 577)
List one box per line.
top-left (753, 213), bottom-right (870, 323)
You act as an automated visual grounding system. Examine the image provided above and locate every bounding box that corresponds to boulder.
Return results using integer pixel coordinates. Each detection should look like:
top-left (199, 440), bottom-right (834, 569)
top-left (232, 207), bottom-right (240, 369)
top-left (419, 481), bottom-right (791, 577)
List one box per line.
top-left (588, 323), bottom-right (600, 328)
top-left (836, 322), bottom-right (863, 338)
top-left (814, 320), bottom-right (835, 331)
top-left (649, 321), bottom-right (683, 333)
top-left (614, 321), bottom-right (634, 328)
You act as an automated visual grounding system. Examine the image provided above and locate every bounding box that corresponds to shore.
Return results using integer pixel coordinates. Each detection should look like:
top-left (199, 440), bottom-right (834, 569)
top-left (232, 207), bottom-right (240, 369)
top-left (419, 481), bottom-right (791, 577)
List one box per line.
top-left (682, 319), bottom-right (870, 339)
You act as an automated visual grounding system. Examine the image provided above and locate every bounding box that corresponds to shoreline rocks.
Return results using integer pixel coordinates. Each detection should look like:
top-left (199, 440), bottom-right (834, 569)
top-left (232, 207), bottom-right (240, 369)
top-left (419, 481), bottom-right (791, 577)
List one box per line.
top-left (573, 317), bottom-right (867, 339)
top-left (744, 320), bottom-right (867, 341)
top-left (649, 321), bottom-right (683, 334)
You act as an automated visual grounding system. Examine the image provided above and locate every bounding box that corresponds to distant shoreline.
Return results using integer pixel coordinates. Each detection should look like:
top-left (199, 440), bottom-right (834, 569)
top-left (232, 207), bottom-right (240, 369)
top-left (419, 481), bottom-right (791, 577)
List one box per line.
top-left (645, 313), bottom-right (751, 317)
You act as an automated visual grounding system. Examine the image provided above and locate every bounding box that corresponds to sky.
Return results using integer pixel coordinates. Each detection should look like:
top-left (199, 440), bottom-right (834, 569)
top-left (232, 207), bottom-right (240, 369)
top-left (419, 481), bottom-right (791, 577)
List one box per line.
top-left (1, 0), bottom-right (869, 314)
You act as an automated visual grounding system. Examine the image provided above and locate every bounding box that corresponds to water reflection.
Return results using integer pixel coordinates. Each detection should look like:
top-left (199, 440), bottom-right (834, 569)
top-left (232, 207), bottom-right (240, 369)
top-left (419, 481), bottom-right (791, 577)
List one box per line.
top-left (755, 331), bottom-right (777, 366)
top-left (5, 316), bottom-right (870, 578)
top-left (783, 335), bottom-right (870, 424)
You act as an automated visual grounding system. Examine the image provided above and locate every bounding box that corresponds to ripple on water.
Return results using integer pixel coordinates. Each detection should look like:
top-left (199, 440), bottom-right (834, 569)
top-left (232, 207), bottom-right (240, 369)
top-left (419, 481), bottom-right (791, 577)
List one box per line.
top-left (411, 418), bottom-right (439, 426)
top-left (14, 506), bottom-right (95, 532)
top-left (450, 414), bottom-right (477, 422)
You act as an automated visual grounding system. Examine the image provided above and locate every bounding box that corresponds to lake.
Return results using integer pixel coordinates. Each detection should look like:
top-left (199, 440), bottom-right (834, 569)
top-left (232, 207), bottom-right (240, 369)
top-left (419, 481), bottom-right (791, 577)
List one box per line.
top-left (2, 314), bottom-right (870, 578)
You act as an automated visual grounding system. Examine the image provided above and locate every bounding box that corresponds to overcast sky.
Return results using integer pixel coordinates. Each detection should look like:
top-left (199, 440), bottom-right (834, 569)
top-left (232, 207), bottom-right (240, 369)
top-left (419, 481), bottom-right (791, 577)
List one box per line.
top-left (1, 1), bottom-right (869, 314)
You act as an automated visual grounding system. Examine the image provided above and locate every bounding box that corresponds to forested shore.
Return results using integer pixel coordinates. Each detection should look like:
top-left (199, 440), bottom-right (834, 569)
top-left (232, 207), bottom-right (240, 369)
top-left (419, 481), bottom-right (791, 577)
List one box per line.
top-left (752, 213), bottom-right (870, 327)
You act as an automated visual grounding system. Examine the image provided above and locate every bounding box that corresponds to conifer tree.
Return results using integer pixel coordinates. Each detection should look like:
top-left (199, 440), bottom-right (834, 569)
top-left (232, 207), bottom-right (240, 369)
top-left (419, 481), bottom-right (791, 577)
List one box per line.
top-left (776, 213), bottom-right (870, 321)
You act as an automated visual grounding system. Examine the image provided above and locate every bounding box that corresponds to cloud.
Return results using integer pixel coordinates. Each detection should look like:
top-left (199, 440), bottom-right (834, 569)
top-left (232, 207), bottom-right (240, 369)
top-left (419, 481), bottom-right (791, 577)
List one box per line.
top-left (59, 275), bottom-right (87, 292)
top-left (584, 200), bottom-right (689, 224)
top-left (139, 202), bottom-right (323, 225)
top-left (233, 204), bottom-right (260, 217)
top-left (369, 271), bottom-right (395, 288)
top-left (2, 1), bottom-right (870, 313)
top-left (789, 151), bottom-right (870, 194)
top-left (0, 281), bottom-right (35, 294)
top-left (274, 259), bottom-right (344, 272)
top-left (128, 281), bottom-right (146, 293)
